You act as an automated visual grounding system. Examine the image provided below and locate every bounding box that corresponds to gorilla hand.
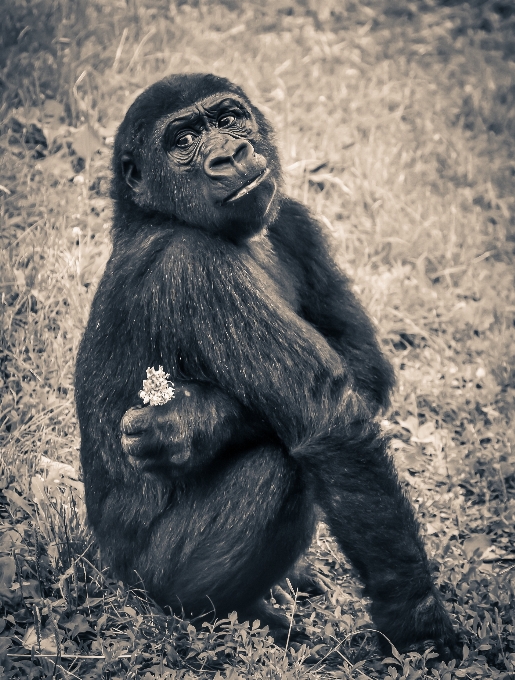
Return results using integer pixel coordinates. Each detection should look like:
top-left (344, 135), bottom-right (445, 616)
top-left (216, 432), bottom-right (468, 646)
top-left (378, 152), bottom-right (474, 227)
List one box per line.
top-left (121, 381), bottom-right (272, 473)
top-left (121, 399), bottom-right (191, 469)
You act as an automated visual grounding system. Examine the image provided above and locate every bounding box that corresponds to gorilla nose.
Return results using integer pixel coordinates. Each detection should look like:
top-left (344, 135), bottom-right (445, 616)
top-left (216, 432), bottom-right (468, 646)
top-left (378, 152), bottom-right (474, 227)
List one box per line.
top-left (204, 139), bottom-right (254, 179)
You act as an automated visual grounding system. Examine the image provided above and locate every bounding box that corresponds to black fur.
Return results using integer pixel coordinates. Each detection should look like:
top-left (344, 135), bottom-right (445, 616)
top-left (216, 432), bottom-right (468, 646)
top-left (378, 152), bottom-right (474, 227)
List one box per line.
top-left (75, 74), bottom-right (459, 658)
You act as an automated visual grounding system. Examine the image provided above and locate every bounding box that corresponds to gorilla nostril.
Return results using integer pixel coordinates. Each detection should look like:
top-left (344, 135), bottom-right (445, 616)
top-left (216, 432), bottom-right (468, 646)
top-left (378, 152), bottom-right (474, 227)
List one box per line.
top-left (208, 155), bottom-right (230, 170)
top-left (205, 153), bottom-right (232, 177)
top-left (233, 141), bottom-right (252, 163)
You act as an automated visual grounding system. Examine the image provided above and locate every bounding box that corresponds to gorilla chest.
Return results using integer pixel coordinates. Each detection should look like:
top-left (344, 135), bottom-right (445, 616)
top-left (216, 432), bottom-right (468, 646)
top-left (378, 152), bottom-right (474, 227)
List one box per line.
top-left (246, 236), bottom-right (301, 313)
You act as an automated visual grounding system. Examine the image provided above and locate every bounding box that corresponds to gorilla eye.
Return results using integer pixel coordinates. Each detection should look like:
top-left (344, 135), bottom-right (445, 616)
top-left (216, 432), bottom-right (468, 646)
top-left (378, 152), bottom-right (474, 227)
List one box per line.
top-left (218, 113), bottom-right (238, 128)
top-left (175, 132), bottom-right (197, 148)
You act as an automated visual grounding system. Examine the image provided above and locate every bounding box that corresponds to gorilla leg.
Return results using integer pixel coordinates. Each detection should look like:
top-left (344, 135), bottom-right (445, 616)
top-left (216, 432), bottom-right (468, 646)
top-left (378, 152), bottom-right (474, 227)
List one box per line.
top-left (120, 392), bottom-right (321, 617)
top-left (292, 406), bottom-right (459, 659)
top-left (124, 445), bottom-right (315, 630)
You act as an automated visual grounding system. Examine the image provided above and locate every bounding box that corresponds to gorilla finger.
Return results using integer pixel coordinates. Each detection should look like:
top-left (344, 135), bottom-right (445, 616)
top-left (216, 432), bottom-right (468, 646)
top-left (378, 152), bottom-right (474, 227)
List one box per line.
top-left (168, 446), bottom-right (193, 466)
top-left (121, 431), bottom-right (156, 458)
top-left (270, 584), bottom-right (294, 606)
top-left (296, 575), bottom-right (326, 598)
top-left (283, 559), bottom-right (327, 598)
top-left (121, 406), bottom-right (152, 436)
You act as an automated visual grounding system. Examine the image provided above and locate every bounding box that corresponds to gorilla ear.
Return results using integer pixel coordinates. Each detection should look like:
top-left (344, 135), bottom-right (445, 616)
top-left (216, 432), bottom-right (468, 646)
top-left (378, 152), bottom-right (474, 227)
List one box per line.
top-left (121, 153), bottom-right (142, 190)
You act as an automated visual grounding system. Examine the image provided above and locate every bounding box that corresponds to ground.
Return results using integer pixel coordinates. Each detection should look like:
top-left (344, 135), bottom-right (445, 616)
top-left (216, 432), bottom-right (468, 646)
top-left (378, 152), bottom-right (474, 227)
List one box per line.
top-left (1, 1), bottom-right (515, 678)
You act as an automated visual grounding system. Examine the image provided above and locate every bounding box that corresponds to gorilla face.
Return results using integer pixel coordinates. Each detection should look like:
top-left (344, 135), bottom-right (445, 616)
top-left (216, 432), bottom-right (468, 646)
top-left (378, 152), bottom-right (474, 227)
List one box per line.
top-left (113, 76), bottom-right (282, 242)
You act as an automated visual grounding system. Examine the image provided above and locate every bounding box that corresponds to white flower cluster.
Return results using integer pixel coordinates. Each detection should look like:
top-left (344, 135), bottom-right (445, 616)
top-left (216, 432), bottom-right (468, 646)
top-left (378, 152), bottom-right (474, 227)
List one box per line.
top-left (139, 366), bottom-right (175, 406)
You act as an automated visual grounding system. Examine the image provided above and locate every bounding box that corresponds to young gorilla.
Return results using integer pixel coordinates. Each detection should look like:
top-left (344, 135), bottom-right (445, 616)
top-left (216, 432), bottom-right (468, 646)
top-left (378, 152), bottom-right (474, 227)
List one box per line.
top-left (75, 74), bottom-right (459, 658)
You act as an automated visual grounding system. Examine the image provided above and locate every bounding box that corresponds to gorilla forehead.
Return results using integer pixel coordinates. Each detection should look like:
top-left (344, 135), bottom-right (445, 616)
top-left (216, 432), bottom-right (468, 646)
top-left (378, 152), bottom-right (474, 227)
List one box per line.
top-left (120, 74), bottom-right (248, 139)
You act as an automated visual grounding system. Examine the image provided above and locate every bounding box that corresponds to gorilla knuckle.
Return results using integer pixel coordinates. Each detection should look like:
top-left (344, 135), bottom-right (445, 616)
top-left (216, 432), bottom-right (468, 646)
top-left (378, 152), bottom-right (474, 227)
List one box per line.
top-left (121, 406), bottom-right (149, 435)
top-left (121, 433), bottom-right (142, 457)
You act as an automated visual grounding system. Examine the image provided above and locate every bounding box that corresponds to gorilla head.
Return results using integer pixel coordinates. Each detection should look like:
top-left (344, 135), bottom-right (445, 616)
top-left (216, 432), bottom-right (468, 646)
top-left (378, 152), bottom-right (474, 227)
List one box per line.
top-left (112, 74), bottom-right (282, 242)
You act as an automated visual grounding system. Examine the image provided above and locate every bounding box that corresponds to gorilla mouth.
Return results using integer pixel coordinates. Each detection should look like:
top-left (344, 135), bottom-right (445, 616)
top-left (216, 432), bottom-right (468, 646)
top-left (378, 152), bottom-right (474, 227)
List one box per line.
top-left (222, 168), bottom-right (270, 205)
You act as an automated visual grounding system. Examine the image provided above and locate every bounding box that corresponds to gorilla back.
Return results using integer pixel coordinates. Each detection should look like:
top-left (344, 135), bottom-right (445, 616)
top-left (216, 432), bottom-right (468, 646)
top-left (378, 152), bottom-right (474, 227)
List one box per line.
top-left (75, 73), bottom-right (459, 658)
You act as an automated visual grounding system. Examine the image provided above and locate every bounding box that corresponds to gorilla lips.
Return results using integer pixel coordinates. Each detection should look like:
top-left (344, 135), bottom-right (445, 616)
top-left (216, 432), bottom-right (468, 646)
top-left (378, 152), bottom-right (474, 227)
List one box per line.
top-left (221, 167), bottom-right (270, 205)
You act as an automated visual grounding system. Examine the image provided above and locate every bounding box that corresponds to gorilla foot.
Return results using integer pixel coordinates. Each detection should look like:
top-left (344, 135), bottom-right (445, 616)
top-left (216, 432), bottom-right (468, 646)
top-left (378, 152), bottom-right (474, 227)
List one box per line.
top-left (271, 558), bottom-right (326, 605)
top-left (241, 600), bottom-right (308, 645)
top-left (373, 590), bottom-right (461, 663)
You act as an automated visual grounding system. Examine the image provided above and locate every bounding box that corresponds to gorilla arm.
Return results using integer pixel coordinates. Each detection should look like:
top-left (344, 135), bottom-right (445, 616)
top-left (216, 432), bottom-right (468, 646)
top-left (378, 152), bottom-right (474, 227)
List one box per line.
top-left (268, 199), bottom-right (395, 414)
top-left (120, 379), bottom-right (275, 472)
top-left (111, 227), bottom-right (347, 456)
top-left (136, 225), bottom-right (349, 451)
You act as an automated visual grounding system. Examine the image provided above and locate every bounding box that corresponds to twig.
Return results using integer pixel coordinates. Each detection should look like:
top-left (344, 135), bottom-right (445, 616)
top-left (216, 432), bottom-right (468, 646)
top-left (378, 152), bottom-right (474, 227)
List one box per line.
top-left (284, 578), bottom-right (298, 654)
top-left (7, 653), bottom-right (132, 660)
top-left (127, 29), bottom-right (156, 71)
top-left (387, 307), bottom-right (447, 352)
top-left (113, 27), bottom-right (128, 71)
top-left (310, 627), bottom-right (387, 672)
top-left (430, 250), bottom-right (494, 282)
